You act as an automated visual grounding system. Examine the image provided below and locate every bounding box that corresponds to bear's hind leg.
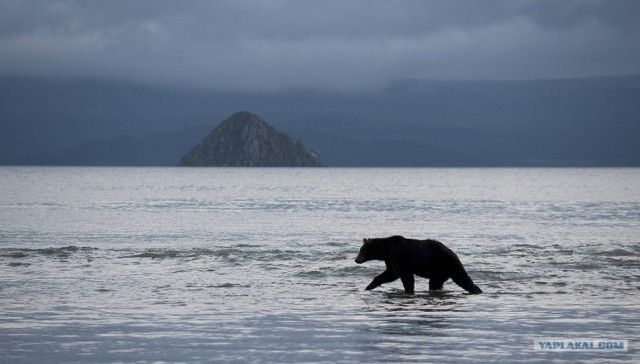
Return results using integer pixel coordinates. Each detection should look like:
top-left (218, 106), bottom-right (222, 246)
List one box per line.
top-left (451, 271), bottom-right (482, 294)
top-left (428, 275), bottom-right (448, 291)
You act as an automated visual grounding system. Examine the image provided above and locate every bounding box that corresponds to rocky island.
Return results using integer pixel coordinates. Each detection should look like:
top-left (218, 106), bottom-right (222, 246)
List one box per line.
top-left (178, 112), bottom-right (323, 167)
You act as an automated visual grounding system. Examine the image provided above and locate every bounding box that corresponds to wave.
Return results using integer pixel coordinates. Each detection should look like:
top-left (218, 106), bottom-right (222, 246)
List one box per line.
top-left (0, 245), bottom-right (99, 258)
top-left (598, 248), bottom-right (638, 257)
top-left (1, 244), bottom-right (355, 263)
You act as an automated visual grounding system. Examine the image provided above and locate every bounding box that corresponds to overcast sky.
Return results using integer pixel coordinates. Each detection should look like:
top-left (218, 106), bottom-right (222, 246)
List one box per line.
top-left (1, 0), bottom-right (639, 91)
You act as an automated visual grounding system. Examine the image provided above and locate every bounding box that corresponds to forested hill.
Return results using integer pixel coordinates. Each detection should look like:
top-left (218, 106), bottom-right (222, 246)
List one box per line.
top-left (178, 112), bottom-right (322, 167)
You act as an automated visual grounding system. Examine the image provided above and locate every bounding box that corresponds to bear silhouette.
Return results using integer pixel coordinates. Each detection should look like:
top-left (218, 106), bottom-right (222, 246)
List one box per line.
top-left (355, 235), bottom-right (482, 294)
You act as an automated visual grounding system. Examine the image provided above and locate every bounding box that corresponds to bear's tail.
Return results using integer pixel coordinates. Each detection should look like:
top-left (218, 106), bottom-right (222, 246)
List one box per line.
top-left (451, 271), bottom-right (483, 294)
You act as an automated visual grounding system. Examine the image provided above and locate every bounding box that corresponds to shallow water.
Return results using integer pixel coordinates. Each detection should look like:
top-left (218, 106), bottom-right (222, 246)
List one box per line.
top-left (1, 167), bottom-right (639, 363)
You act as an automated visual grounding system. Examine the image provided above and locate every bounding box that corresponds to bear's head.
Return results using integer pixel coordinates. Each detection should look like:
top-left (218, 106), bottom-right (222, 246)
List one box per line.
top-left (355, 237), bottom-right (388, 264)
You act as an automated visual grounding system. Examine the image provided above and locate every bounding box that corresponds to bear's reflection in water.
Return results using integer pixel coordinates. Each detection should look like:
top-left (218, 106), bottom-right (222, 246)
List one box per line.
top-left (353, 291), bottom-right (483, 362)
top-left (361, 290), bottom-right (469, 328)
top-left (356, 290), bottom-right (483, 362)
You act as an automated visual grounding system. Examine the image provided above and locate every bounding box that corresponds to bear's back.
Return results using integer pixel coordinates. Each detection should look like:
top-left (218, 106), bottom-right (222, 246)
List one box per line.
top-left (405, 239), bottom-right (462, 271)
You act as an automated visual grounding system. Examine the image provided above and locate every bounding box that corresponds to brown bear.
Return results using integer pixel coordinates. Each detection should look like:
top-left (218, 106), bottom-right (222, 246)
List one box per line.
top-left (355, 235), bottom-right (482, 294)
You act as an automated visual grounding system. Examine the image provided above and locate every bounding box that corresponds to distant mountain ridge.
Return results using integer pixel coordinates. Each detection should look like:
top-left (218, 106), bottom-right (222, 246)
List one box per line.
top-left (1, 75), bottom-right (639, 166)
top-left (178, 112), bottom-right (323, 167)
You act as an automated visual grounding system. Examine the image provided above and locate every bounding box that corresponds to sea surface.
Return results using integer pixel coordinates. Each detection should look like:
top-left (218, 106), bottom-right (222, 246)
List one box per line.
top-left (0, 167), bottom-right (639, 363)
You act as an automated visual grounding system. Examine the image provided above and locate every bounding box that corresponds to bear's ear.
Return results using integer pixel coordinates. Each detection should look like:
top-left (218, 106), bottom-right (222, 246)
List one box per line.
top-left (363, 238), bottom-right (371, 244)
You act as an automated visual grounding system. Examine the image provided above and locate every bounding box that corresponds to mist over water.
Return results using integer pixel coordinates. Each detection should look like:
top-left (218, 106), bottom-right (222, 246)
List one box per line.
top-left (1, 167), bottom-right (639, 363)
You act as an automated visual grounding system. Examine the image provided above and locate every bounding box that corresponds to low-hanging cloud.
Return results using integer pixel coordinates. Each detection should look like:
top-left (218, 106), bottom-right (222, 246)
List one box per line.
top-left (1, 0), bottom-right (639, 91)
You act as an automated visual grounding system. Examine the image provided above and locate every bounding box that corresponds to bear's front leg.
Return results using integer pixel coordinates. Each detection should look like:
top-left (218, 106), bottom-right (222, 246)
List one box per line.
top-left (365, 269), bottom-right (398, 290)
top-left (399, 273), bottom-right (415, 294)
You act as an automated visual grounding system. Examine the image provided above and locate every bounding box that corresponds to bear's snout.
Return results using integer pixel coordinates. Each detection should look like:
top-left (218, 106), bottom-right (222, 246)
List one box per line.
top-left (355, 255), bottom-right (364, 264)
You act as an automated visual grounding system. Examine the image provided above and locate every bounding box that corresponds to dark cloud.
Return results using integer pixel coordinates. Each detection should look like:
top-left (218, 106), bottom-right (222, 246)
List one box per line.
top-left (1, 0), bottom-right (639, 91)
